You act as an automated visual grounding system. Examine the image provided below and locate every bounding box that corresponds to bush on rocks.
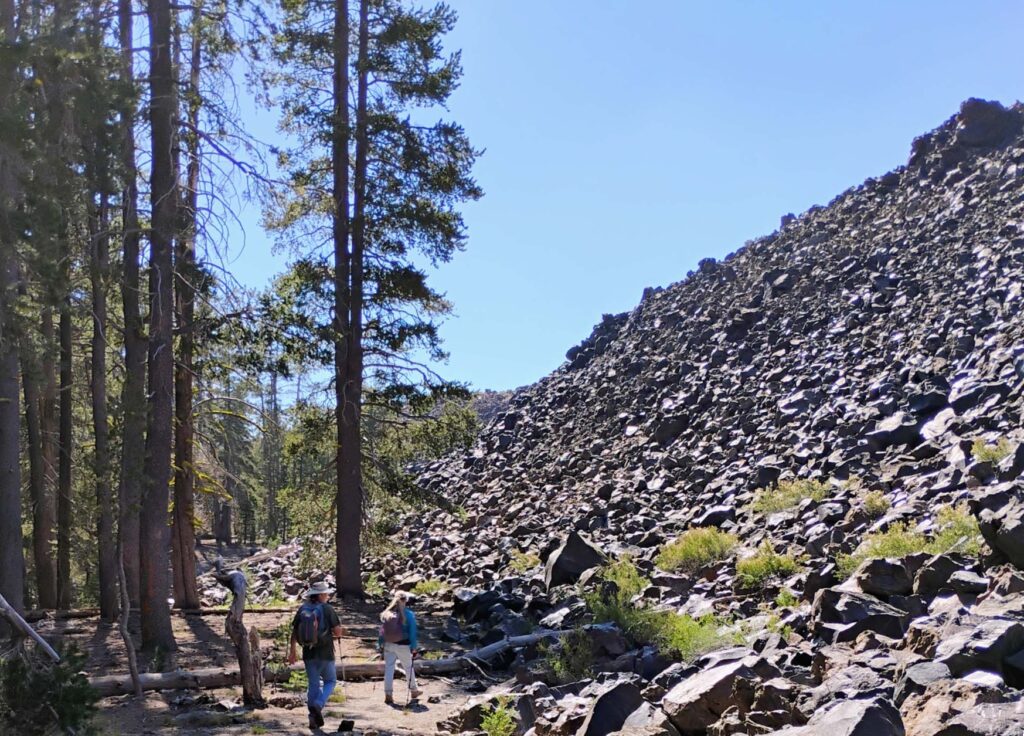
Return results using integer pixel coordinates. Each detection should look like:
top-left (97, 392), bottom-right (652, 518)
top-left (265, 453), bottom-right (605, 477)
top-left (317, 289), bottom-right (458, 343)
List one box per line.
top-left (656, 528), bottom-right (739, 574)
top-left (972, 437), bottom-right (1014, 464)
top-left (735, 543), bottom-right (802, 590)
top-left (751, 479), bottom-right (830, 514)
top-left (837, 504), bottom-right (983, 577)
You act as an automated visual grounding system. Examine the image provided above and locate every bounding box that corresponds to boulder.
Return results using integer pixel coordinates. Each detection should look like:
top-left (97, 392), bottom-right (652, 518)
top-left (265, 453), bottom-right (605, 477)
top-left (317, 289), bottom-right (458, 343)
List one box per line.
top-left (545, 532), bottom-right (607, 590)
top-left (662, 660), bottom-right (761, 734)
top-left (575, 679), bottom-right (646, 736)
top-left (768, 697), bottom-right (905, 736)
top-left (812, 588), bottom-right (910, 642)
top-left (854, 558), bottom-right (914, 597)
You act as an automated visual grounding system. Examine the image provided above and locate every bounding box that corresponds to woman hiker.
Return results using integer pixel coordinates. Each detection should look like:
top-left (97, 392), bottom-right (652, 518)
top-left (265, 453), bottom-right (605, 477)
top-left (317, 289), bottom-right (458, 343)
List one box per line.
top-left (377, 592), bottom-right (423, 704)
top-left (289, 580), bottom-right (345, 731)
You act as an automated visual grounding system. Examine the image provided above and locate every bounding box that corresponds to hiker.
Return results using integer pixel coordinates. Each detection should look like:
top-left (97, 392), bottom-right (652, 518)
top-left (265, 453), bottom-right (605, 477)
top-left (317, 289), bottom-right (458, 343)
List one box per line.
top-left (288, 580), bottom-right (345, 730)
top-left (377, 592), bottom-right (423, 704)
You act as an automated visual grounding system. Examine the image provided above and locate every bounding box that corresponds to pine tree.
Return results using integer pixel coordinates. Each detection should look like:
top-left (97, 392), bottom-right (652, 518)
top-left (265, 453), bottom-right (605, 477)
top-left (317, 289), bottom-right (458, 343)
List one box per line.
top-left (265, 0), bottom-right (480, 594)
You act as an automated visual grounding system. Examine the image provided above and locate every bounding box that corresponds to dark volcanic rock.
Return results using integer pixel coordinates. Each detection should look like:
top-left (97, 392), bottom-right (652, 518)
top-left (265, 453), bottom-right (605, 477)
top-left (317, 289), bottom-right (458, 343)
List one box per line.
top-left (545, 532), bottom-right (608, 590)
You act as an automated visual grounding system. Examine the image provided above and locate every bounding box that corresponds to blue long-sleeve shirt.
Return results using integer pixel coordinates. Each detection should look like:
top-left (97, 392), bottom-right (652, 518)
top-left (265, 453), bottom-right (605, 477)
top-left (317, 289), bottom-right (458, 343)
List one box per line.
top-left (378, 608), bottom-right (418, 650)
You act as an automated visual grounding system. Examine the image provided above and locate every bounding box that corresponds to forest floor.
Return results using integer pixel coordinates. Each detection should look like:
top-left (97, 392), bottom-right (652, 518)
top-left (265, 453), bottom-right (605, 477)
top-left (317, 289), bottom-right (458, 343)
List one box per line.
top-left (36, 597), bottom-right (479, 735)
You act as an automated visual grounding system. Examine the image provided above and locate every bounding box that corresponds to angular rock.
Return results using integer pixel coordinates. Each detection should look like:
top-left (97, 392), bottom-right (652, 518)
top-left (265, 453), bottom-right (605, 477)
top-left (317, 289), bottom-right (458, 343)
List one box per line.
top-left (545, 532), bottom-right (607, 590)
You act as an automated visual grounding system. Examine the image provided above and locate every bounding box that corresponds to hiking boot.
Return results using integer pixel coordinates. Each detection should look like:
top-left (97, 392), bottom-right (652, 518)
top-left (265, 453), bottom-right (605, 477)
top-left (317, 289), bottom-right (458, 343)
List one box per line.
top-left (410, 689), bottom-right (423, 700)
top-left (309, 704), bottom-right (324, 727)
top-left (384, 693), bottom-right (394, 705)
top-left (308, 712), bottom-right (318, 731)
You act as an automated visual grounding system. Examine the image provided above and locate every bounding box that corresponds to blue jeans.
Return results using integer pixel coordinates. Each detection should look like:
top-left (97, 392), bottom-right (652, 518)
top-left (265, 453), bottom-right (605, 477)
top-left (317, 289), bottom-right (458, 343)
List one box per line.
top-left (304, 658), bottom-right (337, 710)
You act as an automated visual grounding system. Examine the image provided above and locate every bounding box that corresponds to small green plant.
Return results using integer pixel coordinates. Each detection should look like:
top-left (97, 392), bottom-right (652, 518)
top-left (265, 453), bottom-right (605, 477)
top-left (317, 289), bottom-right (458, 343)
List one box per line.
top-left (656, 528), bottom-right (738, 573)
top-left (454, 505), bottom-right (470, 523)
top-left (281, 670), bottom-right (308, 692)
top-left (862, 490), bottom-right (891, 519)
top-left (419, 649), bottom-right (445, 660)
top-left (411, 578), bottom-right (448, 596)
top-left (774, 589), bottom-right (800, 608)
top-left (365, 572), bottom-right (385, 596)
top-left (508, 549), bottom-right (541, 573)
top-left (751, 479), bottom-right (830, 514)
top-left (251, 727), bottom-right (269, 735)
top-left (735, 542), bottom-right (802, 590)
top-left (765, 614), bottom-right (794, 639)
top-left (328, 689), bottom-right (346, 704)
top-left (584, 559), bottom-right (733, 661)
top-left (836, 504), bottom-right (983, 577)
top-left (546, 628), bottom-right (594, 683)
top-left (480, 696), bottom-right (518, 736)
top-left (972, 437), bottom-right (1014, 464)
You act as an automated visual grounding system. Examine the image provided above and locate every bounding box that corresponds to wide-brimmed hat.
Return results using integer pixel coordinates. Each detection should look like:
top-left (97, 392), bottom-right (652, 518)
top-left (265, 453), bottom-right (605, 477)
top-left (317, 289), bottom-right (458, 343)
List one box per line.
top-left (305, 581), bottom-right (335, 598)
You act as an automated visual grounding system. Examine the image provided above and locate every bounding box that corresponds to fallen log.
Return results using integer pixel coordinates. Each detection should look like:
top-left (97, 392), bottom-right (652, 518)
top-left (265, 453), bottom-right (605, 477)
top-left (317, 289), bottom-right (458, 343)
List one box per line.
top-left (89, 629), bottom-right (567, 696)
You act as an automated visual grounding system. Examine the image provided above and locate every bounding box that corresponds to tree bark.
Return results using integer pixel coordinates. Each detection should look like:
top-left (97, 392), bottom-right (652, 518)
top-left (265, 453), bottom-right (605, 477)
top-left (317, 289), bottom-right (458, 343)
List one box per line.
top-left (0, 0), bottom-right (19, 638)
top-left (0, 244), bottom-right (24, 626)
top-left (90, 187), bottom-right (117, 621)
top-left (56, 280), bottom-right (73, 610)
top-left (337, 0), bottom-right (369, 596)
top-left (117, 0), bottom-right (145, 609)
top-left (171, 5), bottom-right (202, 611)
top-left (140, 0), bottom-right (179, 660)
top-left (332, 0), bottom-right (357, 596)
top-left (214, 570), bottom-right (264, 707)
top-left (21, 319), bottom-right (57, 609)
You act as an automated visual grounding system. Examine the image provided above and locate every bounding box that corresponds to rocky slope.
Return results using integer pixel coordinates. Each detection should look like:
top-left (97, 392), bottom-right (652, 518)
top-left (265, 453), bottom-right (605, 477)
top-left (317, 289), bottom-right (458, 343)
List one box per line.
top-left (221, 100), bottom-right (1024, 735)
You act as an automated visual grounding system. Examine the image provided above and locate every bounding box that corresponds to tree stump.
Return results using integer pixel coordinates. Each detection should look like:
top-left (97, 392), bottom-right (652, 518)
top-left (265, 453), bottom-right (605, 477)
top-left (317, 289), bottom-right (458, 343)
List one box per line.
top-left (214, 569), bottom-right (265, 707)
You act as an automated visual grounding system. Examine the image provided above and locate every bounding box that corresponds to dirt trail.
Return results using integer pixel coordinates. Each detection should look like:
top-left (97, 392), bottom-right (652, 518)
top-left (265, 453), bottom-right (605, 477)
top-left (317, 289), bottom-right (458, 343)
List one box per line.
top-left (35, 600), bottom-right (478, 735)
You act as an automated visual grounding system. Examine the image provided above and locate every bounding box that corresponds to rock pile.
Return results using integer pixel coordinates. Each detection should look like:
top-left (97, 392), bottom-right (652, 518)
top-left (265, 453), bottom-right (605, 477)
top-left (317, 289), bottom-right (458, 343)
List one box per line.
top-left (238, 100), bottom-right (1024, 734)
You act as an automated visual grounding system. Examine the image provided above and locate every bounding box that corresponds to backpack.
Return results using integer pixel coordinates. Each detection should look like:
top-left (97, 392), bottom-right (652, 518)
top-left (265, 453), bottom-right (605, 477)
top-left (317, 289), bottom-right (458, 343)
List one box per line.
top-left (297, 603), bottom-right (327, 648)
top-left (381, 612), bottom-right (405, 643)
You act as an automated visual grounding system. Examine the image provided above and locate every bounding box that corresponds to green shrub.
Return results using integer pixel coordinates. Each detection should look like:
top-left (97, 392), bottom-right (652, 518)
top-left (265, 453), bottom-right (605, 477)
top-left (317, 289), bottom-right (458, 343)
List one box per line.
top-left (0, 647), bottom-right (99, 736)
top-left (282, 669), bottom-right (308, 692)
top-left (508, 550), bottom-right (541, 573)
top-left (656, 528), bottom-right (738, 573)
top-left (972, 437), bottom-right (1014, 464)
top-left (545, 628), bottom-right (594, 683)
top-left (411, 579), bottom-right (448, 596)
top-left (735, 543), bottom-right (802, 590)
top-left (654, 612), bottom-right (737, 661)
top-left (751, 479), bottom-right (830, 514)
top-left (584, 559), bottom-right (733, 661)
top-left (774, 589), bottom-right (800, 608)
top-left (480, 696), bottom-right (518, 736)
top-left (862, 490), bottom-right (891, 518)
top-left (836, 504), bottom-right (983, 577)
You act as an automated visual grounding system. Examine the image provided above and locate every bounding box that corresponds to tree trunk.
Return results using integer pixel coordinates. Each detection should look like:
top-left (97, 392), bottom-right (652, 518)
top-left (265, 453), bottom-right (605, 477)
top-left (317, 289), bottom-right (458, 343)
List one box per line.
top-left (0, 244), bottom-right (24, 625)
top-left (117, 0), bottom-right (145, 609)
top-left (56, 279), bottom-right (73, 610)
top-left (171, 6), bottom-right (202, 611)
top-left (90, 188), bottom-right (117, 621)
top-left (40, 308), bottom-right (60, 601)
top-left (214, 570), bottom-right (264, 707)
top-left (21, 320), bottom-right (57, 609)
top-left (332, 0), bottom-right (356, 596)
top-left (140, 0), bottom-right (179, 660)
top-left (337, 0), bottom-right (369, 596)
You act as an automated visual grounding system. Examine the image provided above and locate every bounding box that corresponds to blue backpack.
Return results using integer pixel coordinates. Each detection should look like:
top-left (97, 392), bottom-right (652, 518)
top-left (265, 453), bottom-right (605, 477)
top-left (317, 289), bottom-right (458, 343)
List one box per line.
top-left (297, 603), bottom-right (327, 648)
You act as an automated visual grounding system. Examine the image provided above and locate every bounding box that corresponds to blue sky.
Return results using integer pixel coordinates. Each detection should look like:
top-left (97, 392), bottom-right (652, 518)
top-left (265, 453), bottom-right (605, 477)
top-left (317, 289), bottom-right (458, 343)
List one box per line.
top-left (224, 1), bottom-right (1024, 391)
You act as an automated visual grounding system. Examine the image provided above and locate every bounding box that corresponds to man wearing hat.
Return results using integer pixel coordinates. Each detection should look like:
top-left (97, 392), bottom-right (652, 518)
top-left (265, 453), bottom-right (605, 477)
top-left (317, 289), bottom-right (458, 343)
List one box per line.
top-left (288, 580), bottom-right (345, 730)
